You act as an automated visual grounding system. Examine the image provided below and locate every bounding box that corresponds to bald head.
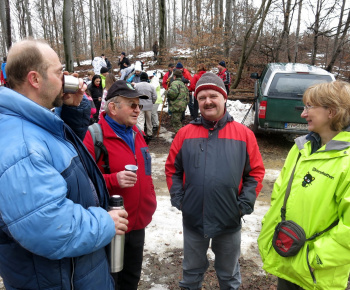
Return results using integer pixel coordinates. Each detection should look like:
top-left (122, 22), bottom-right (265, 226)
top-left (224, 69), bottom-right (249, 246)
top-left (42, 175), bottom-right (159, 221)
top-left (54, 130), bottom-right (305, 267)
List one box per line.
top-left (7, 39), bottom-right (51, 90)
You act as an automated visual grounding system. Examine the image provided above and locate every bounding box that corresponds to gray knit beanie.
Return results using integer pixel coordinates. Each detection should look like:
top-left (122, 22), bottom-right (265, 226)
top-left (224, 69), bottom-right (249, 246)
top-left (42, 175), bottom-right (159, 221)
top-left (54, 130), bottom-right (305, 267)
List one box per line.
top-left (194, 72), bottom-right (227, 99)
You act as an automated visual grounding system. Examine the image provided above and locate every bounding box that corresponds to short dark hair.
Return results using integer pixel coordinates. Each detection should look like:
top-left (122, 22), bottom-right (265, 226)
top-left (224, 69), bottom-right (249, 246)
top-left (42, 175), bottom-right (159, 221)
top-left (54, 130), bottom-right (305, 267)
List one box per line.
top-left (6, 39), bottom-right (49, 89)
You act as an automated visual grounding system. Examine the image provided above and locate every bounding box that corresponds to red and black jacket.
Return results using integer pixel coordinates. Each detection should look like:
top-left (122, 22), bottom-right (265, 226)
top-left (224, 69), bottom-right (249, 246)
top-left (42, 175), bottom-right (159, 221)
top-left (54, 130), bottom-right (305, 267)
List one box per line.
top-left (165, 111), bottom-right (265, 238)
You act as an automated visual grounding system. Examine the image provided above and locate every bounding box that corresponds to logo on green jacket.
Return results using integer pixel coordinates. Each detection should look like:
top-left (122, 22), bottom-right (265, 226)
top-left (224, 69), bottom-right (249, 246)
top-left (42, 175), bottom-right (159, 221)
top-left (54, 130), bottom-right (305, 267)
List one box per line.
top-left (302, 172), bottom-right (315, 187)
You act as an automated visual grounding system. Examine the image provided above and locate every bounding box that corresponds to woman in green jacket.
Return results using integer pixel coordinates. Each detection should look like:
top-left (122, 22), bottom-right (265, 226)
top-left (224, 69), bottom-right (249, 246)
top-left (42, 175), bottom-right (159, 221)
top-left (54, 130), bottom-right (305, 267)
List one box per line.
top-left (258, 81), bottom-right (350, 290)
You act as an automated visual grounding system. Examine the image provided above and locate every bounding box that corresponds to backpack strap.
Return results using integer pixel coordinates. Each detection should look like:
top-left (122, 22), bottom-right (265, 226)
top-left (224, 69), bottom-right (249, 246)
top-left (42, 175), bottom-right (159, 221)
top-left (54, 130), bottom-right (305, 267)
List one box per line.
top-left (87, 123), bottom-right (111, 174)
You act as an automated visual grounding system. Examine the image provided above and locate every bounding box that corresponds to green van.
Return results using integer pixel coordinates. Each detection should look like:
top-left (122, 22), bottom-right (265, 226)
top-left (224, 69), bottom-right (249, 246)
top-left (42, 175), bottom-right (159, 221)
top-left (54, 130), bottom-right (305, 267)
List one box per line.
top-left (250, 63), bottom-right (335, 136)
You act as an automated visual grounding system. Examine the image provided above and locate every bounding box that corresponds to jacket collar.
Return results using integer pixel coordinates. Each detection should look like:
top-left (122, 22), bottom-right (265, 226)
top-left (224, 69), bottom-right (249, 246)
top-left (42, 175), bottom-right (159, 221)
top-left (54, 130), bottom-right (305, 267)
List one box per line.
top-left (296, 129), bottom-right (350, 152)
top-left (190, 110), bottom-right (233, 130)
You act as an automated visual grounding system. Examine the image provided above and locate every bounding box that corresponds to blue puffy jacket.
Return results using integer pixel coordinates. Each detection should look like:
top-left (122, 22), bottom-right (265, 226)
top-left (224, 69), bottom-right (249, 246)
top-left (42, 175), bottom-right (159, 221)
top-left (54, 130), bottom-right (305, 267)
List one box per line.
top-left (0, 87), bottom-right (116, 289)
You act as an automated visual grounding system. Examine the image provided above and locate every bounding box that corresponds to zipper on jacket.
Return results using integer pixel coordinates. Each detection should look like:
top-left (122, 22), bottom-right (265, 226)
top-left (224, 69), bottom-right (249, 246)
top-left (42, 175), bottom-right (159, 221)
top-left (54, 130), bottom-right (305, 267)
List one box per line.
top-left (306, 244), bottom-right (316, 284)
top-left (71, 258), bottom-right (75, 289)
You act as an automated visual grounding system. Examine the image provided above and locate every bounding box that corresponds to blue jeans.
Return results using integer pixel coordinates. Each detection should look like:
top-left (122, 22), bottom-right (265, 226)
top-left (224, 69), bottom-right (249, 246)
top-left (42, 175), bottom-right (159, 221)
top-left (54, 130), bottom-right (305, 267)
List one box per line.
top-left (180, 224), bottom-right (241, 290)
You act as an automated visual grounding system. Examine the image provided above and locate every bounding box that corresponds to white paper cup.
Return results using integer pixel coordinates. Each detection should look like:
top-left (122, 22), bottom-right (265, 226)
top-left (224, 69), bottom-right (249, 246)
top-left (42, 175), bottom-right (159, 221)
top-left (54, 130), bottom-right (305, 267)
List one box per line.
top-left (125, 165), bottom-right (138, 173)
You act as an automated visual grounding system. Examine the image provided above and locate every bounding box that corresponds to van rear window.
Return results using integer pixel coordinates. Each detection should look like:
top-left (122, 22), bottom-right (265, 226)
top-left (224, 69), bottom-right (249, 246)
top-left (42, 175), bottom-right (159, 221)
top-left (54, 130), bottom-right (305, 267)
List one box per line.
top-left (268, 73), bottom-right (332, 97)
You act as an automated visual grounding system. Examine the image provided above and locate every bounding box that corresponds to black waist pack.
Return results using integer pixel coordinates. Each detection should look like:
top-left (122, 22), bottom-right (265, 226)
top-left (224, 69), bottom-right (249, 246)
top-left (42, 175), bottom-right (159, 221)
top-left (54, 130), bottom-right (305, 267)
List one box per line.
top-left (272, 220), bottom-right (306, 257)
top-left (272, 219), bottom-right (339, 257)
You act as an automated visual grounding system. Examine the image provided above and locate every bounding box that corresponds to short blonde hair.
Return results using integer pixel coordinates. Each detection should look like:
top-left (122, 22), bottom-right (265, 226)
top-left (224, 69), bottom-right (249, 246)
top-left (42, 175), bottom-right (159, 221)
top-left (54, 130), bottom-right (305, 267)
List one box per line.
top-left (303, 80), bottom-right (350, 131)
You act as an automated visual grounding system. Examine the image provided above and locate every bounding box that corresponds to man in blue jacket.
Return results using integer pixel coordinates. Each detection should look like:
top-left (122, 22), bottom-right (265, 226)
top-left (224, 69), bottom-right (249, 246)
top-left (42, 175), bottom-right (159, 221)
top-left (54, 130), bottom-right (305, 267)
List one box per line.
top-left (0, 39), bottom-right (129, 289)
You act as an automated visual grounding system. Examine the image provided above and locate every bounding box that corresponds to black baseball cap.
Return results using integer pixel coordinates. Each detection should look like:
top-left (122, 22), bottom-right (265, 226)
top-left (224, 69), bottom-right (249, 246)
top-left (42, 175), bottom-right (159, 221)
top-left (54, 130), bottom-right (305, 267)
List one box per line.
top-left (105, 80), bottom-right (148, 101)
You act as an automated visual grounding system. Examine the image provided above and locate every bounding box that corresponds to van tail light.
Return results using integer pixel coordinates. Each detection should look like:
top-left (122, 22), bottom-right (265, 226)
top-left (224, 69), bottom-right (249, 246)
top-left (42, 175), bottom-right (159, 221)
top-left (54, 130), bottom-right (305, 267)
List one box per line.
top-left (258, 101), bottom-right (267, 119)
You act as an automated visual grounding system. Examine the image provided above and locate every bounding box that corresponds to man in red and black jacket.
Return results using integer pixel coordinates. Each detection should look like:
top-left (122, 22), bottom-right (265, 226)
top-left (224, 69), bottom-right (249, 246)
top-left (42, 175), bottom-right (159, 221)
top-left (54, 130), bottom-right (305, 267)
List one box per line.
top-left (165, 72), bottom-right (264, 290)
top-left (217, 60), bottom-right (231, 95)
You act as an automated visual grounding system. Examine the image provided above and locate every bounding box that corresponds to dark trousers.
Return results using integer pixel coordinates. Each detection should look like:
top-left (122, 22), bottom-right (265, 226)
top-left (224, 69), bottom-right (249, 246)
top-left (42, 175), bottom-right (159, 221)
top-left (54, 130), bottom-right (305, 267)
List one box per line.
top-left (277, 278), bottom-right (304, 290)
top-left (112, 229), bottom-right (145, 290)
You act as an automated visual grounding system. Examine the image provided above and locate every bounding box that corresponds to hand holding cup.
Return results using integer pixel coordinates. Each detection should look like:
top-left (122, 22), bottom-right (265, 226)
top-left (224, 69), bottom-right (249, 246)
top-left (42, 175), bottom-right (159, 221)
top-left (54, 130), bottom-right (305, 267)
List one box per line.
top-left (116, 165), bottom-right (138, 188)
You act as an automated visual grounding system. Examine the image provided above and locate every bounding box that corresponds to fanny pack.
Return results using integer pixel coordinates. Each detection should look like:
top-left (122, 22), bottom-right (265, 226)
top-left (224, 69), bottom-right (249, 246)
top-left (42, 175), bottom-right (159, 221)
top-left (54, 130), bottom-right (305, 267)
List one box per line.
top-left (272, 153), bottom-right (338, 257)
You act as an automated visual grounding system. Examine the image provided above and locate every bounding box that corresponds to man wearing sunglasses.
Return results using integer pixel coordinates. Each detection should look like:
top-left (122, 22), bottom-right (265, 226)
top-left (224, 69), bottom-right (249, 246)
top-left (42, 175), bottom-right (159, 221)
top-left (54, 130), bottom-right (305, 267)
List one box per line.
top-left (83, 80), bottom-right (157, 290)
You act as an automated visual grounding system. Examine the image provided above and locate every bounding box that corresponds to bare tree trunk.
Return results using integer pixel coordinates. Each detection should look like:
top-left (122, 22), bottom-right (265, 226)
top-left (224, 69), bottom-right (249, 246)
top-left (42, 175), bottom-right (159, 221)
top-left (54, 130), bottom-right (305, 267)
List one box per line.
top-left (152, 0), bottom-right (156, 43)
top-left (63, 0), bottom-right (74, 72)
top-left (275, 0), bottom-right (292, 62)
top-left (173, 0), bottom-right (176, 44)
top-left (214, 0), bottom-right (219, 30)
top-left (219, 0), bottom-right (224, 30)
top-left (51, 0), bottom-right (60, 58)
top-left (89, 0), bottom-right (94, 60)
top-left (133, 1), bottom-right (137, 48)
top-left (224, 0), bottom-right (232, 57)
top-left (16, 0), bottom-right (26, 38)
top-left (94, 1), bottom-right (101, 49)
top-left (311, 0), bottom-right (321, 65)
top-left (24, 0), bottom-right (33, 37)
top-left (0, 0), bottom-right (8, 50)
top-left (45, 0), bottom-right (54, 46)
top-left (72, 0), bottom-right (80, 66)
top-left (232, 0), bottom-right (273, 89)
top-left (294, 0), bottom-right (302, 62)
top-left (101, 0), bottom-right (106, 50)
top-left (107, 0), bottom-right (114, 52)
top-left (146, 0), bottom-right (152, 49)
top-left (326, 2), bottom-right (350, 72)
top-left (78, 0), bottom-right (88, 55)
top-left (5, 0), bottom-right (11, 49)
top-left (158, 0), bottom-right (166, 64)
top-left (189, 0), bottom-right (192, 35)
top-left (138, 0), bottom-right (142, 48)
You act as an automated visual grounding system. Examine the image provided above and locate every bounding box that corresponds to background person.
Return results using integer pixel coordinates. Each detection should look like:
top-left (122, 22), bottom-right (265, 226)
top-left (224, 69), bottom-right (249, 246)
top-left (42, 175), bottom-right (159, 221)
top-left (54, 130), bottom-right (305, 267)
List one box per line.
top-left (188, 63), bottom-right (207, 119)
top-left (217, 61), bottom-right (231, 94)
top-left (100, 66), bottom-right (109, 89)
top-left (149, 71), bottom-right (163, 131)
top-left (0, 39), bottom-right (128, 289)
top-left (118, 52), bottom-right (132, 80)
top-left (88, 74), bottom-right (103, 121)
top-left (99, 72), bottom-right (116, 117)
top-left (83, 80), bottom-right (157, 290)
top-left (165, 72), bottom-right (264, 290)
top-left (166, 69), bottom-right (189, 134)
top-left (85, 70), bottom-right (94, 86)
top-left (127, 62), bottom-right (143, 83)
top-left (134, 72), bottom-right (157, 143)
top-left (92, 55), bottom-right (107, 75)
top-left (258, 80), bottom-right (350, 290)
top-left (162, 63), bottom-right (175, 89)
top-left (102, 54), bottom-right (112, 72)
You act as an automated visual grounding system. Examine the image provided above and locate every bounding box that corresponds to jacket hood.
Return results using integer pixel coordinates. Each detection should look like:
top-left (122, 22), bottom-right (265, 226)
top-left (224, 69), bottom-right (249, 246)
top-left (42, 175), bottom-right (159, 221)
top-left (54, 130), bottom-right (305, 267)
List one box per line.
top-left (0, 87), bottom-right (64, 138)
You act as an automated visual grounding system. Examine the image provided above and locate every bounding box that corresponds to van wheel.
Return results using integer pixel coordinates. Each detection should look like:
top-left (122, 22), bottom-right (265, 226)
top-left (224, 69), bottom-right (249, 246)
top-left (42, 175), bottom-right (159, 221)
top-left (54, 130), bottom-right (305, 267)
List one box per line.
top-left (252, 102), bottom-right (259, 133)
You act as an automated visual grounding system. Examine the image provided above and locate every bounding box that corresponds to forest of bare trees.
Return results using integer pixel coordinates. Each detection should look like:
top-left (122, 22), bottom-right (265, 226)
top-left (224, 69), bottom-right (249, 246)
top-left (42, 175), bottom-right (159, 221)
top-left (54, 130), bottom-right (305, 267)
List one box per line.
top-left (0, 0), bottom-right (350, 87)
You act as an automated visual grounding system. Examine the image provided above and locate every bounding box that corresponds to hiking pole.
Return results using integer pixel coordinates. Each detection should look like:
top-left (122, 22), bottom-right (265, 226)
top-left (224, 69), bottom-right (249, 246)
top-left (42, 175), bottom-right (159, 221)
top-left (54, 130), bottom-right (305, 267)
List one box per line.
top-left (156, 91), bottom-right (167, 137)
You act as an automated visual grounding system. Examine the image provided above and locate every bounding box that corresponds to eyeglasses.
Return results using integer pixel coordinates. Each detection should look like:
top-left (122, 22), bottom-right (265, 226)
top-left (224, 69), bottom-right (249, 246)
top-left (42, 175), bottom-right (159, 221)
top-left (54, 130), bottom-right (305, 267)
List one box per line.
top-left (303, 105), bottom-right (318, 112)
top-left (114, 102), bottom-right (143, 110)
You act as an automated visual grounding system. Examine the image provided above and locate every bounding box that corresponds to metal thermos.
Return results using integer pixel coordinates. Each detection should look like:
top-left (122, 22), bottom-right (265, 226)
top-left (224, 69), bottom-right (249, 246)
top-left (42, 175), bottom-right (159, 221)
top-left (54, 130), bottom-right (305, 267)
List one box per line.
top-left (109, 195), bottom-right (125, 273)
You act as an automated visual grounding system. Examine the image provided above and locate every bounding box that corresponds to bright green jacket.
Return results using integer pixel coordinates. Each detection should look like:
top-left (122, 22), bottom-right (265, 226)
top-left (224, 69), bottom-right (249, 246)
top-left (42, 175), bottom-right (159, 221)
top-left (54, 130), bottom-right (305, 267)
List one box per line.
top-left (100, 74), bottom-right (106, 89)
top-left (258, 131), bottom-right (350, 290)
